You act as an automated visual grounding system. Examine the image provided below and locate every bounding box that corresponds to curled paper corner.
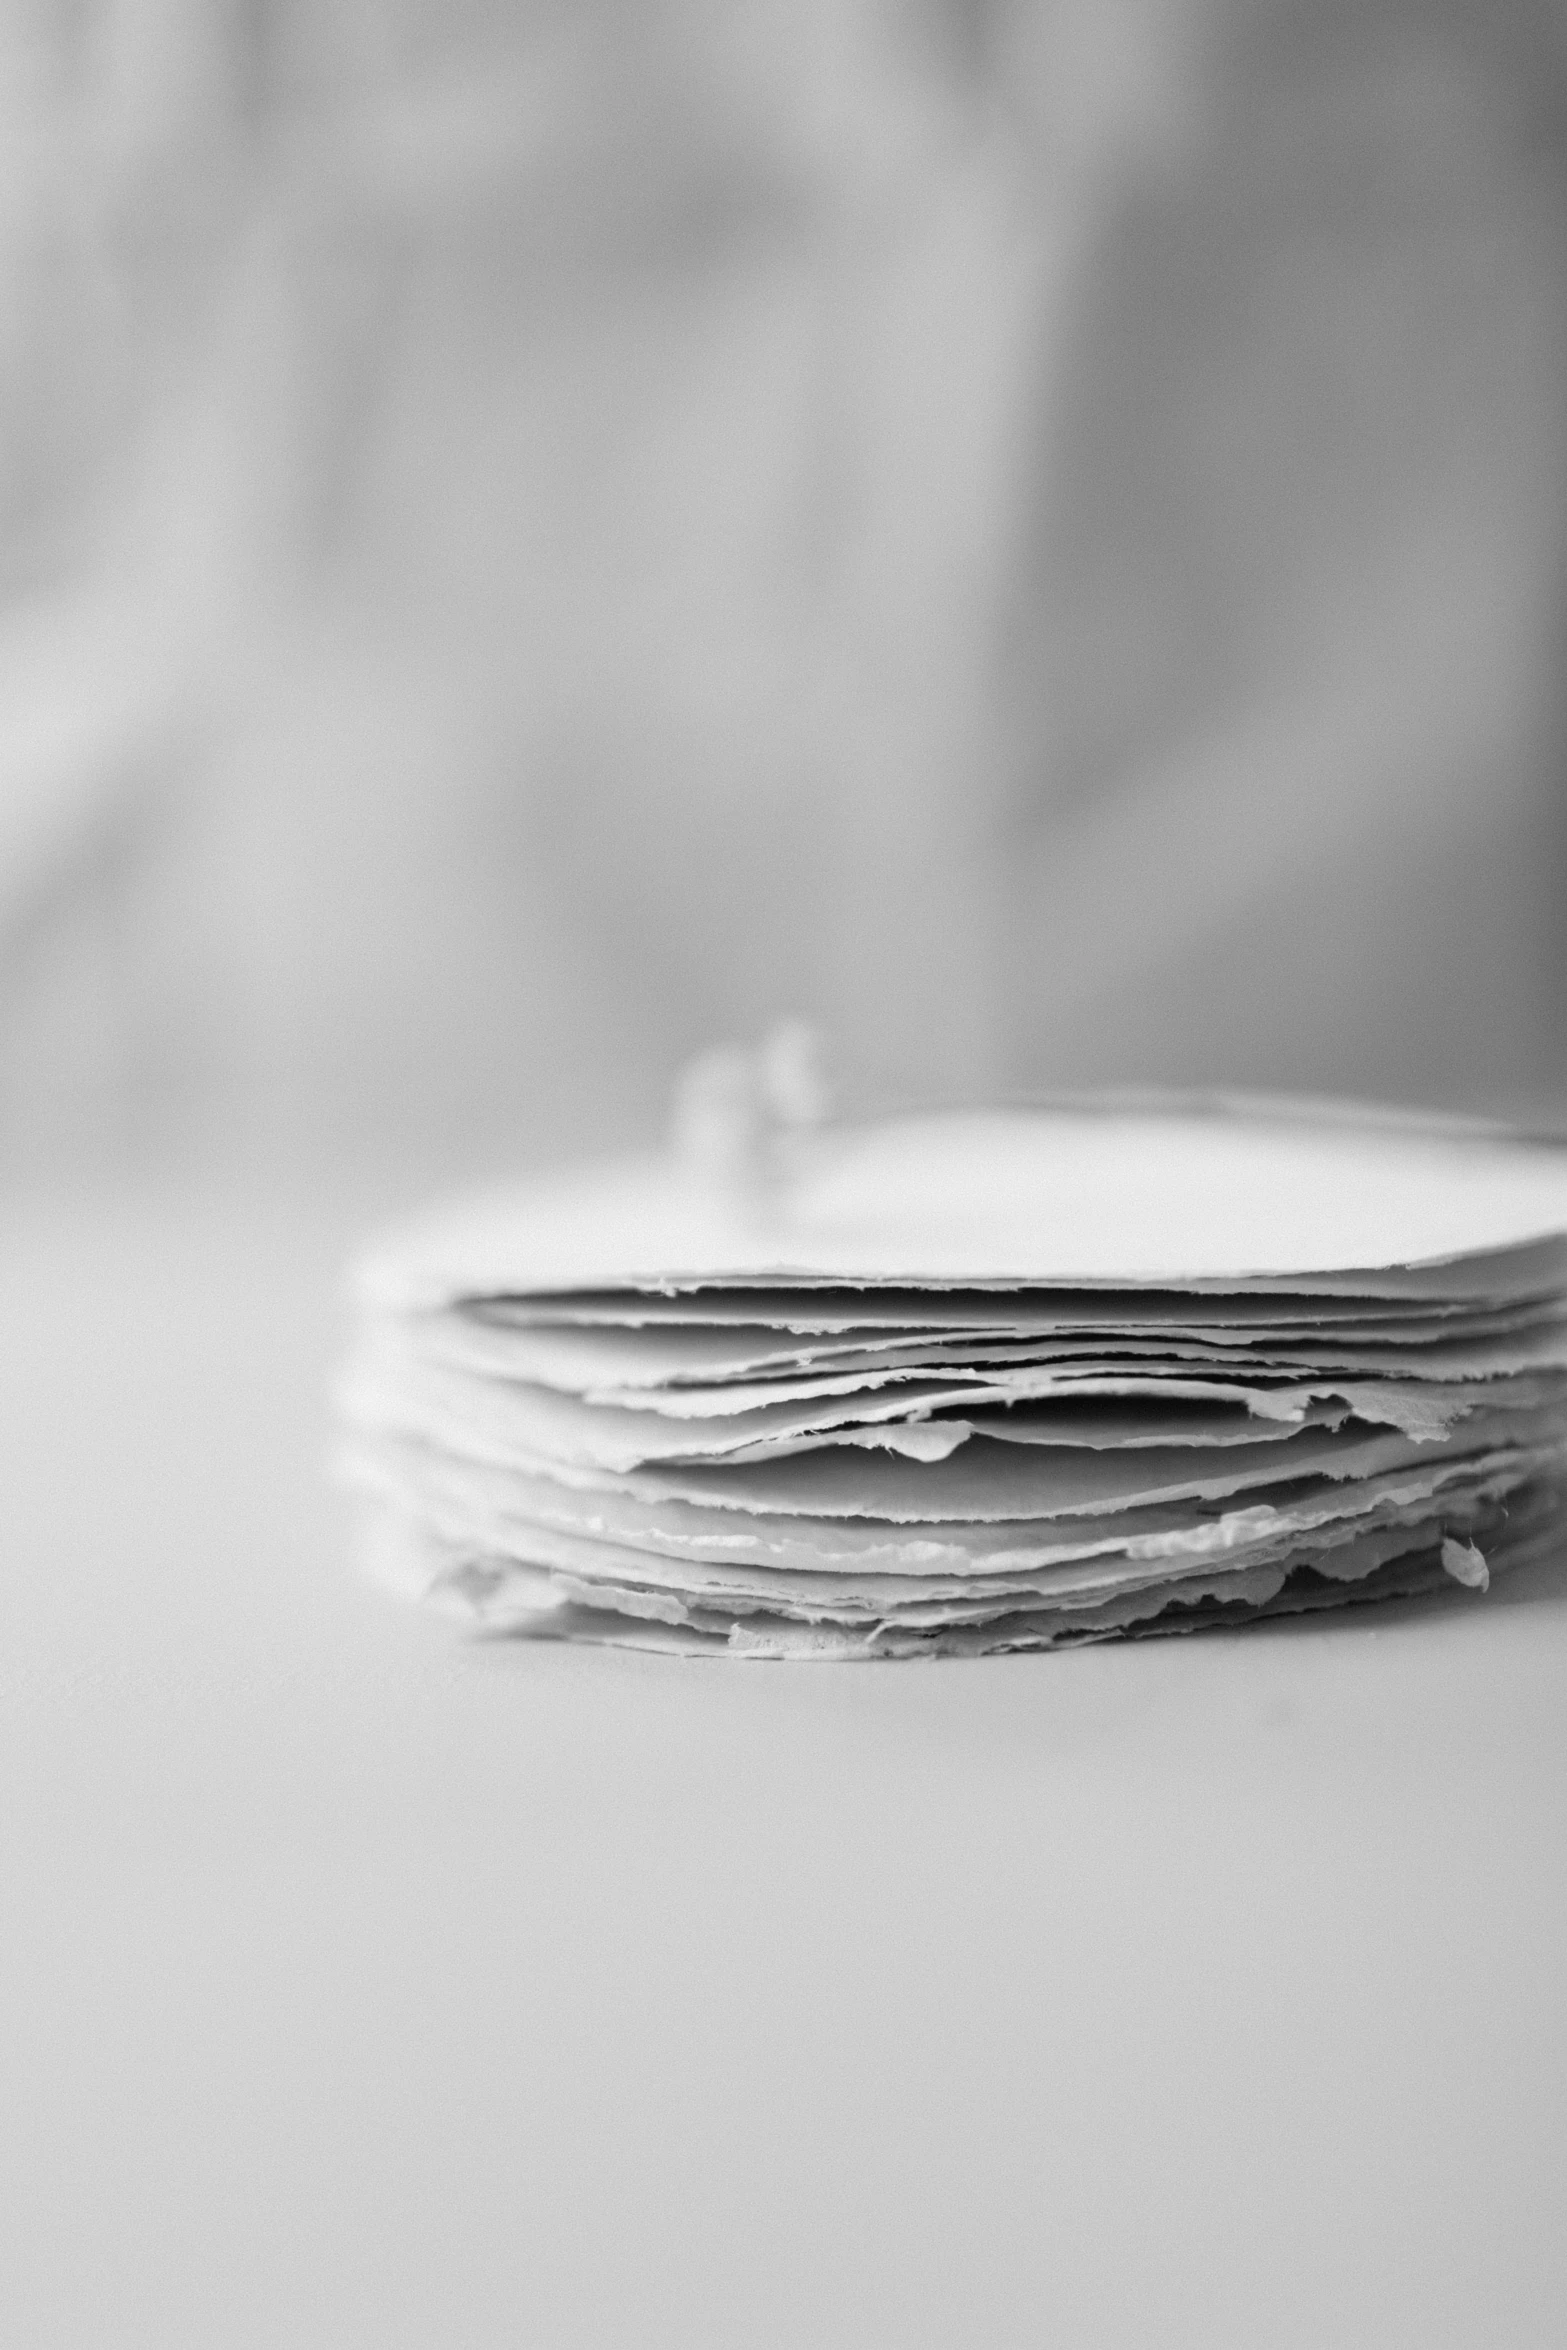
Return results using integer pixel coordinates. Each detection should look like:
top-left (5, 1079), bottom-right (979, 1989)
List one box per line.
top-left (668, 1019), bottom-right (831, 1210)
top-left (1440, 1536), bottom-right (1491, 1591)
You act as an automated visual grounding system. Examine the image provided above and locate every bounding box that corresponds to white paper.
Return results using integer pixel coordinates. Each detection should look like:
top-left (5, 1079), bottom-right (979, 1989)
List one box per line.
top-left (340, 1098), bottom-right (1567, 1656)
top-left (356, 1105), bottom-right (1567, 1304)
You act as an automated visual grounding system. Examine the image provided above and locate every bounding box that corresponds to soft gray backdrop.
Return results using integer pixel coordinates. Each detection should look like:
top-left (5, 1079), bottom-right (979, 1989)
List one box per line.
top-left (3, 0), bottom-right (1565, 1173)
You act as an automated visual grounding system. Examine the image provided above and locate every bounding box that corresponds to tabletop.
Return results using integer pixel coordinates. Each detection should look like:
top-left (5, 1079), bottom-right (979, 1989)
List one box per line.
top-left (3, 1178), bottom-right (1563, 2350)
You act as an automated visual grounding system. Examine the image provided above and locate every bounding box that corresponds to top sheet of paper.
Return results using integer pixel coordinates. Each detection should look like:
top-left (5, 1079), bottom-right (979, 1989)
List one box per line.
top-left (358, 1103), bottom-right (1567, 1308)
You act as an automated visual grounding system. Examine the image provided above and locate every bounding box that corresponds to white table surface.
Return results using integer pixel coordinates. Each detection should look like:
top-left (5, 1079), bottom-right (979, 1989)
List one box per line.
top-left (3, 1179), bottom-right (1564, 2350)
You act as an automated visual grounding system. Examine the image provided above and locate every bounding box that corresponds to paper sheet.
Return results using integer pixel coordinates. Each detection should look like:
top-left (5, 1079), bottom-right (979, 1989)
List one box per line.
top-left (340, 1099), bottom-right (1567, 1656)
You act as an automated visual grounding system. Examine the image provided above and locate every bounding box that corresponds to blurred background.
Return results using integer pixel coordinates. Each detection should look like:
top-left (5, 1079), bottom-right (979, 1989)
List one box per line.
top-left (2, 0), bottom-right (1566, 1188)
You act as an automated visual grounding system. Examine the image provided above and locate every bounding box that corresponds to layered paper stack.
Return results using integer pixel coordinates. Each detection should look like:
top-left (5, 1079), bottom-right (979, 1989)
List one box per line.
top-left (338, 1102), bottom-right (1567, 1657)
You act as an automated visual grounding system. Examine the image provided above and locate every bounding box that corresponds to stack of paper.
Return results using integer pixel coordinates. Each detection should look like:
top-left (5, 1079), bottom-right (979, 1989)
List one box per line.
top-left (338, 1102), bottom-right (1567, 1657)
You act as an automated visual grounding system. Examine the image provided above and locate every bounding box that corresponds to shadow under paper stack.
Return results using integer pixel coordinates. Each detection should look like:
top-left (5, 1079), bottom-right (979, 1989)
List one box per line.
top-left (337, 1103), bottom-right (1567, 1658)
